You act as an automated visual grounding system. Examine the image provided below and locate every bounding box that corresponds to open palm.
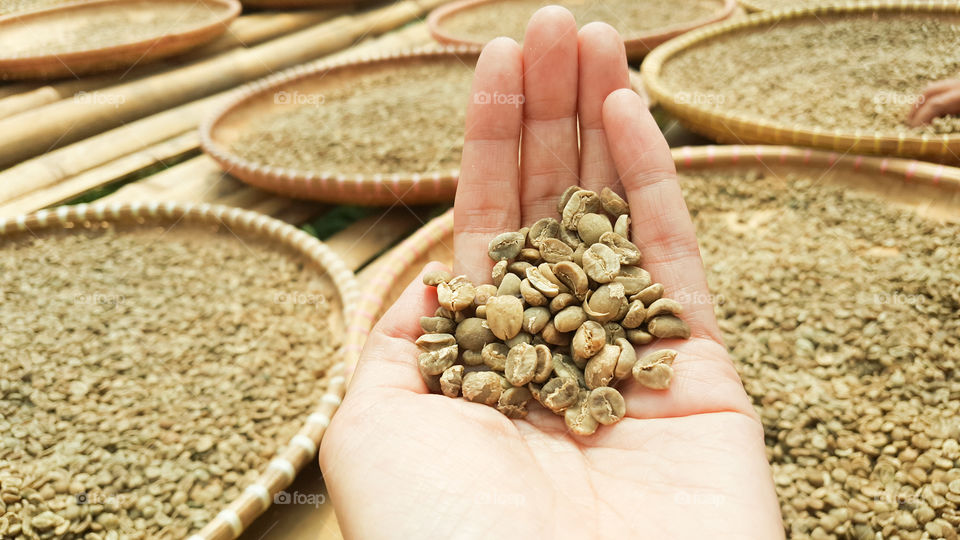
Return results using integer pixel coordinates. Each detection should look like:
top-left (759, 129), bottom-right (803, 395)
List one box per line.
top-left (320, 8), bottom-right (783, 539)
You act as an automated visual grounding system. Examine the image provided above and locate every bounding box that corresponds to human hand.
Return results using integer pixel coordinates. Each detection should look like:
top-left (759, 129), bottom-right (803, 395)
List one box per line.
top-left (320, 7), bottom-right (783, 539)
top-left (907, 79), bottom-right (960, 127)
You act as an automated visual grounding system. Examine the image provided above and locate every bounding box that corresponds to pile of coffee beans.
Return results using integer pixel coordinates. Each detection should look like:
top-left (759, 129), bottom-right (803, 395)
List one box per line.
top-left (417, 187), bottom-right (690, 435)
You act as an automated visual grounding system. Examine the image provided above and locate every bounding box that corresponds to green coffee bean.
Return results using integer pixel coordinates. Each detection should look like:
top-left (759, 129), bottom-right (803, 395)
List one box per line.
top-left (614, 214), bottom-right (631, 239)
top-left (497, 386), bottom-right (533, 419)
top-left (561, 190), bottom-right (601, 230)
top-left (588, 387), bottom-right (626, 425)
top-left (420, 316), bottom-right (457, 335)
top-left (508, 261), bottom-right (534, 275)
top-left (621, 300), bottom-right (647, 329)
top-left (645, 298), bottom-right (684, 321)
top-left (473, 284), bottom-right (498, 307)
top-left (633, 283), bottom-right (664, 306)
top-left (455, 318), bottom-right (496, 352)
top-left (626, 328), bottom-right (654, 346)
top-left (600, 187), bottom-right (629, 217)
top-left (488, 231), bottom-right (525, 261)
top-left (541, 377), bottom-right (579, 413)
top-left (505, 343), bottom-right (538, 386)
top-left (613, 337), bottom-right (636, 379)
top-left (584, 344), bottom-right (619, 389)
top-left (557, 185), bottom-right (582, 214)
top-left (538, 263), bottom-right (569, 294)
top-left (486, 295), bottom-right (524, 340)
top-left (492, 260), bottom-right (508, 286)
top-left (614, 265), bottom-right (651, 295)
top-left (604, 322), bottom-right (626, 344)
top-left (633, 349), bottom-right (677, 390)
top-left (532, 344), bottom-right (554, 383)
top-left (529, 217), bottom-right (560, 249)
top-left (497, 272), bottom-right (522, 297)
top-left (582, 243), bottom-right (621, 284)
top-left (559, 225), bottom-right (582, 250)
top-left (438, 276), bottom-right (476, 312)
top-left (585, 283), bottom-right (627, 324)
top-left (525, 266), bottom-right (560, 297)
top-left (415, 333), bottom-right (456, 350)
top-left (647, 315), bottom-right (691, 339)
top-left (462, 350), bottom-right (484, 366)
top-left (564, 390), bottom-right (599, 435)
top-left (577, 213), bottom-right (612, 245)
top-left (481, 342), bottom-right (509, 371)
top-left (522, 307), bottom-right (551, 335)
top-left (540, 320), bottom-right (571, 346)
top-left (518, 247), bottom-right (541, 264)
top-left (552, 353), bottom-right (586, 388)
top-left (462, 371), bottom-right (506, 406)
top-left (599, 232), bottom-right (641, 265)
top-left (423, 269), bottom-right (453, 287)
top-left (418, 345), bottom-right (457, 376)
top-left (549, 292), bottom-right (578, 313)
top-left (440, 365), bottom-right (464, 398)
top-left (505, 331), bottom-right (532, 348)
top-left (554, 306), bottom-right (587, 333)
top-left (553, 261), bottom-right (589, 300)
top-left (519, 278), bottom-right (549, 306)
top-left (572, 320), bottom-right (606, 359)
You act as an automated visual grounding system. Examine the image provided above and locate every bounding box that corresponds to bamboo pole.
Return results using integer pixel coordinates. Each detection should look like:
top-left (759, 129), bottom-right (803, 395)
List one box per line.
top-left (0, 0), bottom-right (449, 169)
top-left (0, 9), bottom-right (343, 121)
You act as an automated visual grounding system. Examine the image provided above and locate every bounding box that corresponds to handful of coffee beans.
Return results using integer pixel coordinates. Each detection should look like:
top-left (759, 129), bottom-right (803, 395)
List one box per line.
top-left (417, 187), bottom-right (690, 435)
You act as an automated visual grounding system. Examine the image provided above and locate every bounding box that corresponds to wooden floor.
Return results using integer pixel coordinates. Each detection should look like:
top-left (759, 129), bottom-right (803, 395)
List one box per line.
top-left (0, 2), bottom-right (668, 537)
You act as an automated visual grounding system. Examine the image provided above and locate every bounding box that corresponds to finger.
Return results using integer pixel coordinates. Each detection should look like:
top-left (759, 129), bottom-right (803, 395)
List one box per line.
top-left (601, 88), bottom-right (722, 342)
top-left (519, 6), bottom-right (580, 223)
top-left (576, 22), bottom-right (629, 194)
top-left (347, 263), bottom-right (444, 395)
top-left (907, 87), bottom-right (960, 127)
top-left (455, 38), bottom-right (524, 284)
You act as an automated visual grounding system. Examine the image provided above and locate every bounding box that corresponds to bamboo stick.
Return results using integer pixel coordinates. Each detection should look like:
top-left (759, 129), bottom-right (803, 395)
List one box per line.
top-left (0, 9), bottom-right (343, 121)
top-left (0, 0), bottom-right (450, 169)
top-left (0, 131), bottom-right (199, 218)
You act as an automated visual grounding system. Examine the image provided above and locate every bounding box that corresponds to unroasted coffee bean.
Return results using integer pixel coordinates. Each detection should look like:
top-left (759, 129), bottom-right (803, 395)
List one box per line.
top-left (528, 217), bottom-right (560, 249)
top-left (613, 337), bottom-right (637, 379)
top-left (497, 386), bottom-right (533, 418)
top-left (557, 185), bottom-right (582, 214)
top-left (614, 265), bottom-right (651, 295)
top-left (585, 283), bottom-right (627, 324)
top-left (522, 307), bottom-right (551, 335)
top-left (584, 344), bottom-right (619, 389)
top-left (473, 284), bottom-right (499, 307)
top-left (648, 315), bottom-right (691, 339)
top-left (541, 377), bottom-right (579, 413)
top-left (486, 295), bottom-right (523, 340)
top-left (497, 272), bottom-right (522, 297)
top-left (573, 320), bottom-right (606, 358)
top-left (458, 351), bottom-right (480, 367)
top-left (488, 231), bottom-right (525, 261)
top-left (582, 243), bottom-right (621, 283)
top-left (540, 320), bottom-right (571, 346)
top-left (633, 349), bottom-right (677, 390)
top-left (561, 189), bottom-right (601, 230)
top-left (577, 213), bottom-right (613, 245)
top-left (621, 300), bottom-right (646, 329)
top-left (423, 269), bottom-right (453, 286)
top-left (419, 362), bottom-right (442, 394)
top-left (491, 259), bottom-right (508, 286)
top-left (600, 187), bottom-right (629, 217)
top-left (518, 247), bottom-right (541, 264)
top-left (645, 298), bottom-right (682, 324)
top-left (420, 316), bottom-right (456, 334)
top-left (604, 322), bottom-right (626, 344)
top-left (416, 333), bottom-right (456, 350)
top-left (505, 343), bottom-right (538, 386)
top-left (564, 390), bottom-right (599, 435)
top-left (519, 278), bottom-right (548, 306)
top-left (549, 292), bottom-right (577, 313)
top-left (438, 276), bottom-right (476, 312)
top-left (505, 331), bottom-right (532, 348)
top-left (571, 243), bottom-right (587, 266)
top-left (509, 260), bottom-right (534, 275)
top-left (626, 328), bottom-right (654, 346)
top-left (633, 283), bottom-right (664, 306)
top-left (614, 214), bottom-right (630, 238)
top-left (552, 353), bottom-right (586, 387)
top-left (553, 261), bottom-right (589, 300)
top-left (538, 263), bottom-right (569, 293)
top-left (532, 344), bottom-right (553, 383)
top-left (418, 345), bottom-right (457, 375)
top-left (525, 266), bottom-right (560, 297)
top-left (481, 342), bottom-right (509, 370)
top-left (462, 371), bottom-right (505, 406)
top-left (440, 365), bottom-right (464, 398)
top-left (558, 225), bottom-right (582, 250)
top-left (475, 305), bottom-right (487, 318)
top-left (554, 306), bottom-right (587, 333)
top-left (539, 238), bottom-right (574, 264)
top-left (455, 318), bottom-right (496, 352)
top-left (599, 232), bottom-right (641, 265)
top-left (588, 387), bottom-right (626, 425)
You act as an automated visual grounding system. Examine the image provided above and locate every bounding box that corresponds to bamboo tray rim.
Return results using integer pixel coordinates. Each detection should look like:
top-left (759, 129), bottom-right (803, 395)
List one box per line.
top-left (343, 144), bottom-right (960, 379)
top-left (425, 0), bottom-right (738, 52)
top-left (0, 0), bottom-right (241, 62)
top-left (0, 200), bottom-right (359, 540)
top-left (641, 0), bottom-right (960, 160)
top-left (200, 45), bottom-right (483, 205)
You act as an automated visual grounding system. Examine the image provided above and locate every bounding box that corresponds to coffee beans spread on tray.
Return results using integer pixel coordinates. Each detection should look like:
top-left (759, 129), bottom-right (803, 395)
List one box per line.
top-left (660, 13), bottom-right (960, 134)
top-left (231, 58), bottom-right (474, 177)
top-left (0, 226), bottom-right (341, 539)
top-left (681, 170), bottom-right (960, 538)
top-left (417, 187), bottom-right (690, 435)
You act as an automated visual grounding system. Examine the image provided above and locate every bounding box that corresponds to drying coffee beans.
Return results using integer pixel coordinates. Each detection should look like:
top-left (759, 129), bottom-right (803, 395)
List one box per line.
top-left (417, 187), bottom-right (690, 435)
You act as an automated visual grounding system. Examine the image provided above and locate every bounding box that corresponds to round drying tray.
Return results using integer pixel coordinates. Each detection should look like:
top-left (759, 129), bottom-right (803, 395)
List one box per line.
top-left (344, 144), bottom-right (960, 348)
top-left (201, 46), bottom-right (652, 206)
top-left (240, 0), bottom-right (366, 7)
top-left (0, 0), bottom-right (240, 80)
top-left (642, 1), bottom-right (960, 163)
top-left (427, 0), bottom-right (737, 60)
top-left (0, 201), bottom-right (359, 540)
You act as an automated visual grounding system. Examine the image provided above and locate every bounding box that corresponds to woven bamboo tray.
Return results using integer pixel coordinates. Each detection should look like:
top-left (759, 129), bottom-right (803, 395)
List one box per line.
top-left (345, 144), bottom-right (960, 339)
top-left (0, 201), bottom-right (359, 540)
top-left (642, 1), bottom-right (960, 163)
top-left (426, 0), bottom-right (737, 60)
top-left (0, 0), bottom-right (241, 80)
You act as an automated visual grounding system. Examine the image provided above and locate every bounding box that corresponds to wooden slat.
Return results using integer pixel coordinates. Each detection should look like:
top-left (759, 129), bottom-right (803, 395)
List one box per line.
top-left (0, 0), bottom-right (450, 169)
top-left (324, 208), bottom-right (428, 270)
top-left (0, 9), bottom-right (344, 121)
